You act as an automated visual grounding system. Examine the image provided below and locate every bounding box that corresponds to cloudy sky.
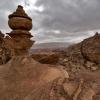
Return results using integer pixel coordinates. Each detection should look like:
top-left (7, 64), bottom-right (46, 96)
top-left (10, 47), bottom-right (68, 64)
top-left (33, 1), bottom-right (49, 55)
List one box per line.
top-left (0, 0), bottom-right (100, 43)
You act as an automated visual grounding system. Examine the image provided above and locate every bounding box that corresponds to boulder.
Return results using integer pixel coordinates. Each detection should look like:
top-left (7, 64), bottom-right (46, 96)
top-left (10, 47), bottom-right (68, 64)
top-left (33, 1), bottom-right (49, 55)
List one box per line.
top-left (81, 33), bottom-right (100, 64)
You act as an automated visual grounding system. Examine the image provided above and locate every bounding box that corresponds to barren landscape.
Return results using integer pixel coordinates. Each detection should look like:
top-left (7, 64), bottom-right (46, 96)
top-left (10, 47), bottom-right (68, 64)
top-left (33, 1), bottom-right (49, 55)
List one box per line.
top-left (0, 4), bottom-right (99, 100)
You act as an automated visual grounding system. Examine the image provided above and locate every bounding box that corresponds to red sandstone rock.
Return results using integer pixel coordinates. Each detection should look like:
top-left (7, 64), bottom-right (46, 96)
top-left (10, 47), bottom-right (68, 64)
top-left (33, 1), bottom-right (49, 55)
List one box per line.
top-left (32, 53), bottom-right (59, 64)
top-left (7, 5), bottom-right (34, 56)
top-left (81, 33), bottom-right (100, 64)
top-left (8, 5), bottom-right (32, 30)
top-left (0, 56), bottom-right (69, 100)
top-left (8, 17), bottom-right (32, 30)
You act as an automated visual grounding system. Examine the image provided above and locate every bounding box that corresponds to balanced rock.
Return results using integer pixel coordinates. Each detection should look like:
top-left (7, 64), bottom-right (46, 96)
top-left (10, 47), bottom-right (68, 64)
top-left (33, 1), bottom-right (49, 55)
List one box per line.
top-left (8, 5), bottom-right (32, 30)
top-left (7, 5), bottom-right (34, 56)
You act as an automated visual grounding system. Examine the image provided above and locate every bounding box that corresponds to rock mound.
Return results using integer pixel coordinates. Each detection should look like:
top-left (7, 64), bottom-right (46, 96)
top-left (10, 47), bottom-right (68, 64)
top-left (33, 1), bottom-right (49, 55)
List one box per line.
top-left (0, 56), bottom-right (69, 100)
top-left (0, 56), bottom-right (99, 100)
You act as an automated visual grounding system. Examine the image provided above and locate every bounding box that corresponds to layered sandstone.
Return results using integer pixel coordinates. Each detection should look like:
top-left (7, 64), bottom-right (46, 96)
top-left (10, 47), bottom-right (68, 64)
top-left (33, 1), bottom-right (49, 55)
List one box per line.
top-left (0, 31), bottom-right (11, 64)
top-left (7, 5), bottom-right (34, 55)
top-left (81, 33), bottom-right (100, 64)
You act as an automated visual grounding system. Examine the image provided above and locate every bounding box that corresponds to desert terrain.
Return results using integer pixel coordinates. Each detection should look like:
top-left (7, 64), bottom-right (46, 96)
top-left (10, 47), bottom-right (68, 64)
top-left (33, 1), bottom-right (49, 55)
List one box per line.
top-left (0, 5), bottom-right (99, 100)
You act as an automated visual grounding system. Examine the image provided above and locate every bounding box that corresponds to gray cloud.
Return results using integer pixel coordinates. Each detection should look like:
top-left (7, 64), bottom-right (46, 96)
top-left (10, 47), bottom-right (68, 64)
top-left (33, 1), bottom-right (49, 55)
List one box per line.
top-left (0, 0), bottom-right (100, 43)
top-left (0, 0), bottom-right (23, 32)
top-left (35, 0), bottom-right (100, 31)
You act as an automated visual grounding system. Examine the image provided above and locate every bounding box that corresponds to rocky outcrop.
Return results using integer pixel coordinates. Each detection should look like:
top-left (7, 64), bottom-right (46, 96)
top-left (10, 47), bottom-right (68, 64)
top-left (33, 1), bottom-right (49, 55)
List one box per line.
top-left (0, 5), bottom-right (70, 100)
top-left (81, 33), bottom-right (100, 64)
top-left (0, 56), bottom-right (69, 100)
top-left (7, 5), bottom-right (34, 56)
top-left (0, 5), bottom-right (35, 63)
top-left (0, 31), bottom-right (11, 64)
top-left (0, 56), bottom-right (99, 100)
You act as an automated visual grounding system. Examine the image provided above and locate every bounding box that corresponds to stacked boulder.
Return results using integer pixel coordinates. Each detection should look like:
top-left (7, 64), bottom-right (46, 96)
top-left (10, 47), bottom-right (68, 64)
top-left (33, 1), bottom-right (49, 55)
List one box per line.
top-left (7, 5), bottom-right (34, 55)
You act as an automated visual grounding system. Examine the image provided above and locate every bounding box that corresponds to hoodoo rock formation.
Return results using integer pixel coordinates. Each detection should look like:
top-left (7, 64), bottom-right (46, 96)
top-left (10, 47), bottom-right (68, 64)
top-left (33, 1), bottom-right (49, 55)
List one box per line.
top-left (0, 5), bottom-right (69, 100)
top-left (7, 5), bottom-right (34, 55)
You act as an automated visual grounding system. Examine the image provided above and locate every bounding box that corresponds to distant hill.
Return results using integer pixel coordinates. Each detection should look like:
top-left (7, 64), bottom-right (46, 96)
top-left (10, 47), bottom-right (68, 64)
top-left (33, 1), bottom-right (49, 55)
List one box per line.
top-left (31, 42), bottom-right (73, 49)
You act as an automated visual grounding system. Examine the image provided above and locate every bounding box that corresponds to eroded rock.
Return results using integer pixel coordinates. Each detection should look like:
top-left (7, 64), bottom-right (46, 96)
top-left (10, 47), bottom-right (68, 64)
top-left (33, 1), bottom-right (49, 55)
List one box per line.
top-left (81, 33), bottom-right (100, 64)
top-left (7, 5), bottom-right (34, 56)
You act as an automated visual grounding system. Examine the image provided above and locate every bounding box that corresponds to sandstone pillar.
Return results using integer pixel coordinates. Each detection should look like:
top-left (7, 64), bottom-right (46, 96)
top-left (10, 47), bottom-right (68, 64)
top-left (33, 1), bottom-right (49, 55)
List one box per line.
top-left (7, 5), bottom-right (34, 56)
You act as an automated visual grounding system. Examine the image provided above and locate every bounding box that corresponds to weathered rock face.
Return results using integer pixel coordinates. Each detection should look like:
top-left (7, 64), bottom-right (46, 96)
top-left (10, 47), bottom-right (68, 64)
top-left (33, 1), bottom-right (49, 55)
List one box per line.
top-left (32, 53), bottom-right (59, 64)
top-left (0, 56), bottom-right (99, 100)
top-left (0, 31), bottom-right (11, 64)
top-left (81, 33), bottom-right (100, 64)
top-left (0, 56), bottom-right (69, 100)
top-left (8, 17), bottom-right (32, 30)
top-left (7, 5), bottom-right (34, 56)
top-left (8, 5), bottom-right (32, 30)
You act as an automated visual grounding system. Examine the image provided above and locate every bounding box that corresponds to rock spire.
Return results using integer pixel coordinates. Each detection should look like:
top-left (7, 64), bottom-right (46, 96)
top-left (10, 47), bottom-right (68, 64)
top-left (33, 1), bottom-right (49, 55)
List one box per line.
top-left (7, 5), bottom-right (34, 55)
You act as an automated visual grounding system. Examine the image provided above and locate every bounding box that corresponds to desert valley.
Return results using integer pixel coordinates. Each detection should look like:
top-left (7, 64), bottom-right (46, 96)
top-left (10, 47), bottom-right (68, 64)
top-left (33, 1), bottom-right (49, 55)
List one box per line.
top-left (0, 5), bottom-right (99, 100)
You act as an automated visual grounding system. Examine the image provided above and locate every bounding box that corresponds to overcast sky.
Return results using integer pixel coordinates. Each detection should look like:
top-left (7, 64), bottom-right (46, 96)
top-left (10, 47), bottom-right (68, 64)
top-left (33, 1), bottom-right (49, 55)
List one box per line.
top-left (0, 0), bottom-right (100, 43)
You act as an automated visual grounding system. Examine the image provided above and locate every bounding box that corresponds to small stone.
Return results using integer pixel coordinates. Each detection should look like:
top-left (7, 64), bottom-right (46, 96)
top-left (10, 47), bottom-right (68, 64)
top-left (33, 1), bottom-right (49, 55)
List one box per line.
top-left (63, 58), bottom-right (68, 62)
top-left (85, 61), bottom-right (93, 68)
top-left (91, 66), bottom-right (98, 71)
top-left (72, 67), bottom-right (77, 72)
